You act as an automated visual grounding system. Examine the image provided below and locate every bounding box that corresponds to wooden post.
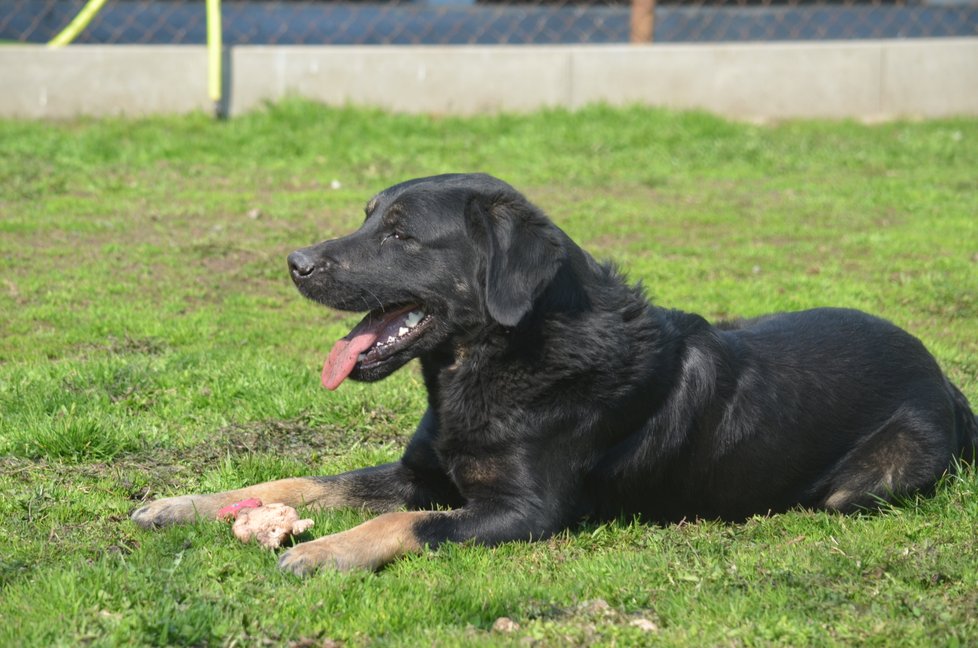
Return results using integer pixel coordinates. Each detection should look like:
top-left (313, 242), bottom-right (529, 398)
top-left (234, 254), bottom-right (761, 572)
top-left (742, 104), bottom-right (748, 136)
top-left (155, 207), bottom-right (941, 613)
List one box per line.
top-left (630, 0), bottom-right (656, 44)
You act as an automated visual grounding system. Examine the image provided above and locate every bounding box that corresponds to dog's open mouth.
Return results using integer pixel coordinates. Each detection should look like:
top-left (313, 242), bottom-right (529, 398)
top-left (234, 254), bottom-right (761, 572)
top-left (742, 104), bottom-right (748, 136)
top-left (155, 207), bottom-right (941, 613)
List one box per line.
top-left (321, 304), bottom-right (433, 390)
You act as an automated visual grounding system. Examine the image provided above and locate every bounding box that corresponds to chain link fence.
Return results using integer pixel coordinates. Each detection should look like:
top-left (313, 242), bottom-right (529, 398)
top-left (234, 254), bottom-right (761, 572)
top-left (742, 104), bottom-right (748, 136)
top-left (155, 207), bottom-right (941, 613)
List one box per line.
top-left (2, 0), bottom-right (976, 45)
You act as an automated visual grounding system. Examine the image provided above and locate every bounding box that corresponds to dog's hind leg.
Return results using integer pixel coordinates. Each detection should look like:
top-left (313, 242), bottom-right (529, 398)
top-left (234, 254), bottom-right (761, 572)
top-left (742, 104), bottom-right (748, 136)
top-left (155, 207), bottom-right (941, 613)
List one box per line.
top-left (819, 406), bottom-right (956, 513)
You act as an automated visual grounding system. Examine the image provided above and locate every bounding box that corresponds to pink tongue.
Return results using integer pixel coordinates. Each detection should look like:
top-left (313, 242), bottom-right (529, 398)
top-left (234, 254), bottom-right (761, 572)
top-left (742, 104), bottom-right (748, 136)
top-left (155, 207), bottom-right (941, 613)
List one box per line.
top-left (322, 330), bottom-right (379, 391)
top-left (321, 306), bottom-right (416, 391)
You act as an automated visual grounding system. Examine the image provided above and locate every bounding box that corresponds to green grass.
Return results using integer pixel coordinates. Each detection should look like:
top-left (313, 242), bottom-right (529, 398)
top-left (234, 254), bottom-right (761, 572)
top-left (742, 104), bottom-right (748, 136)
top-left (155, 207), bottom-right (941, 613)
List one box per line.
top-left (1, 101), bottom-right (976, 646)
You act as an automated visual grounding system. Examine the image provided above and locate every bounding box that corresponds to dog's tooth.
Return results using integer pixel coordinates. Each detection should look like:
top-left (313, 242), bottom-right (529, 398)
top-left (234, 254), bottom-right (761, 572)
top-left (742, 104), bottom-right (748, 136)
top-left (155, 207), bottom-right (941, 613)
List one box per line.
top-left (398, 327), bottom-right (409, 337)
top-left (405, 311), bottom-right (423, 328)
top-left (357, 353), bottom-right (366, 362)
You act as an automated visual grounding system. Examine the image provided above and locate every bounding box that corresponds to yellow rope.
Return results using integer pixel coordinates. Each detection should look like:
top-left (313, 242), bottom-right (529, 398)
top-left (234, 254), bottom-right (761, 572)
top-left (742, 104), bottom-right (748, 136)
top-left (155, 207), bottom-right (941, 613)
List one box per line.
top-left (48, 0), bottom-right (109, 48)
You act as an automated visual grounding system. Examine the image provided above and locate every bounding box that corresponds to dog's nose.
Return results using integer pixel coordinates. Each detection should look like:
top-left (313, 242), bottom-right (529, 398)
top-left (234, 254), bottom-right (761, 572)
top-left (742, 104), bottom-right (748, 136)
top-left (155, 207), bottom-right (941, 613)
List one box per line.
top-left (287, 250), bottom-right (316, 279)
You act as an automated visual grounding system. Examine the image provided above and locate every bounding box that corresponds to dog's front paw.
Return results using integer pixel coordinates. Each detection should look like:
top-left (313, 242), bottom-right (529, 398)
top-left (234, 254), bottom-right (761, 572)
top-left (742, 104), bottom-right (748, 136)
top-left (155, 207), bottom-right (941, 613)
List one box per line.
top-left (279, 537), bottom-right (348, 576)
top-left (278, 535), bottom-right (375, 575)
top-left (278, 512), bottom-right (426, 575)
top-left (131, 495), bottom-right (205, 529)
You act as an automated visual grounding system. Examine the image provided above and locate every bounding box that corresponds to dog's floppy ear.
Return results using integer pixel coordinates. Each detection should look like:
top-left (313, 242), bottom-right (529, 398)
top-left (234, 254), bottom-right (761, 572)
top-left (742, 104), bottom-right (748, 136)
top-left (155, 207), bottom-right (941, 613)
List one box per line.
top-left (467, 190), bottom-right (565, 327)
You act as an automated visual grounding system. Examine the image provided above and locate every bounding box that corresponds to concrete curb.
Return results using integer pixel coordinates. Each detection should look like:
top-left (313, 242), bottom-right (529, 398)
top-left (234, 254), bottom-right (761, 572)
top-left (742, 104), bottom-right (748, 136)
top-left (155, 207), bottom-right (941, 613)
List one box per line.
top-left (2, 40), bottom-right (977, 119)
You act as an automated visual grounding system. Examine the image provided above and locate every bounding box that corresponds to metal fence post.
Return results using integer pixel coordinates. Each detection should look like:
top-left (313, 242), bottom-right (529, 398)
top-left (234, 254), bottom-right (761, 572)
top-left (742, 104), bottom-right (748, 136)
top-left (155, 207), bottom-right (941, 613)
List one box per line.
top-left (206, 0), bottom-right (226, 118)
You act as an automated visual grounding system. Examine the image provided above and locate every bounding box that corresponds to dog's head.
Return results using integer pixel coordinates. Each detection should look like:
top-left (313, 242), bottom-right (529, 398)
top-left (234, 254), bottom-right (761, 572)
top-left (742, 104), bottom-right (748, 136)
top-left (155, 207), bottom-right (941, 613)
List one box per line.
top-left (288, 173), bottom-right (566, 389)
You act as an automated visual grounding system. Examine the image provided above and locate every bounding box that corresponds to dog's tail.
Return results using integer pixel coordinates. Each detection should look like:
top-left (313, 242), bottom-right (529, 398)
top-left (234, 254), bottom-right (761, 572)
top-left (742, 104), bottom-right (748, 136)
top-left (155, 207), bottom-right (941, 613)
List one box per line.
top-left (949, 380), bottom-right (978, 465)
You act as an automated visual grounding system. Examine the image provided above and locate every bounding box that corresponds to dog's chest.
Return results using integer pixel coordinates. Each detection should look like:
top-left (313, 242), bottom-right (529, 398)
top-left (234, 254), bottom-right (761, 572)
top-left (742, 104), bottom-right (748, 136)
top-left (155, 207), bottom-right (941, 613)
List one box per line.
top-left (432, 357), bottom-right (527, 442)
top-left (434, 351), bottom-right (539, 430)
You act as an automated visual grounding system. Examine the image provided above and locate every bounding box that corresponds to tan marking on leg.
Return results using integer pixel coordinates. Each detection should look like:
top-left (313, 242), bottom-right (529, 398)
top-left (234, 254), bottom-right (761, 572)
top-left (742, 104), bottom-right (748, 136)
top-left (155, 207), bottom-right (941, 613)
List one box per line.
top-left (880, 467), bottom-right (896, 491)
top-left (278, 510), bottom-right (443, 575)
top-left (131, 477), bottom-right (354, 529)
top-left (823, 489), bottom-right (853, 511)
top-left (221, 477), bottom-right (356, 512)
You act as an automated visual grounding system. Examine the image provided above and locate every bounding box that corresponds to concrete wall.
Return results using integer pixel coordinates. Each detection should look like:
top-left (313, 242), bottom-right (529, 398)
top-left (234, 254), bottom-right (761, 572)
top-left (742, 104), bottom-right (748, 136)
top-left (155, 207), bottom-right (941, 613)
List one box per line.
top-left (3, 39), bottom-right (977, 120)
top-left (1, 46), bottom-right (213, 117)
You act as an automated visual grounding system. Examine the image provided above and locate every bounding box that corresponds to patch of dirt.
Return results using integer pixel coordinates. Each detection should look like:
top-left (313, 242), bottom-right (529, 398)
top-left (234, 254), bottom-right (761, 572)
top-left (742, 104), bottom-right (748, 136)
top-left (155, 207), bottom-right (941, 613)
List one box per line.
top-left (213, 418), bottom-right (367, 457)
top-left (288, 639), bottom-right (343, 648)
top-left (78, 335), bottom-right (171, 357)
top-left (121, 415), bottom-right (407, 498)
top-left (510, 597), bottom-right (661, 643)
top-left (0, 414), bottom-right (407, 513)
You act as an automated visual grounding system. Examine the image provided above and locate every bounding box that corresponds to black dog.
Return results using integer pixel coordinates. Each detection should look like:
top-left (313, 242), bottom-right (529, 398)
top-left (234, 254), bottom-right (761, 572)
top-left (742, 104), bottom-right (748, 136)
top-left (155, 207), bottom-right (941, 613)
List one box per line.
top-left (133, 173), bottom-right (977, 574)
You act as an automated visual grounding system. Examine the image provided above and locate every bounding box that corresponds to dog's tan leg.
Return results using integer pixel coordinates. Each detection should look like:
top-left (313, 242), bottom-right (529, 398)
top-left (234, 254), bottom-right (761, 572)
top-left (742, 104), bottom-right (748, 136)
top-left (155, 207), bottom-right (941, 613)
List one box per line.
top-left (131, 476), bottom-right (358, 529)
top-left (277, 510), bottom-right (443, 574)
top-left (278, 498), bottom-right (563, 575)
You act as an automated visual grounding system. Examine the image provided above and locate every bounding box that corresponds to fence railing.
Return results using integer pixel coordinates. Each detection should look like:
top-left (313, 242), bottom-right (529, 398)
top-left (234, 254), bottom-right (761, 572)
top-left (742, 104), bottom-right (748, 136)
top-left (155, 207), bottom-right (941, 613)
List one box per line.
top-left (3, 0), bottom-right (977, 46)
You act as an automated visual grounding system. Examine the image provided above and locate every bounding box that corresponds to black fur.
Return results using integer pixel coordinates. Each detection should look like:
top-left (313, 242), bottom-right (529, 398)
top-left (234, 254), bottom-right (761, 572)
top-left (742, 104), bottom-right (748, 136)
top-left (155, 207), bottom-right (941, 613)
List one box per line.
top-left (288, 173), bottom-right (978, 549)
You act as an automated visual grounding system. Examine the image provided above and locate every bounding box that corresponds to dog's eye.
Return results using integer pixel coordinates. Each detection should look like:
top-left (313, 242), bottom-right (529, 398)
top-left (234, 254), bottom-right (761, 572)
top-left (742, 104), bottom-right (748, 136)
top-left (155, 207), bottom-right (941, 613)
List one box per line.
top-left (383, 229), bottom-right (410, 244)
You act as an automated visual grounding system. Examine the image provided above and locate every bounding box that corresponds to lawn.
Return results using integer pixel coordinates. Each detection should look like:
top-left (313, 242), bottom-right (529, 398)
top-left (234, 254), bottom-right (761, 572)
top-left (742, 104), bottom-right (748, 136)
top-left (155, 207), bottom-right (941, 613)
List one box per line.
top-left (0, 101), bottom-right (976, 646)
